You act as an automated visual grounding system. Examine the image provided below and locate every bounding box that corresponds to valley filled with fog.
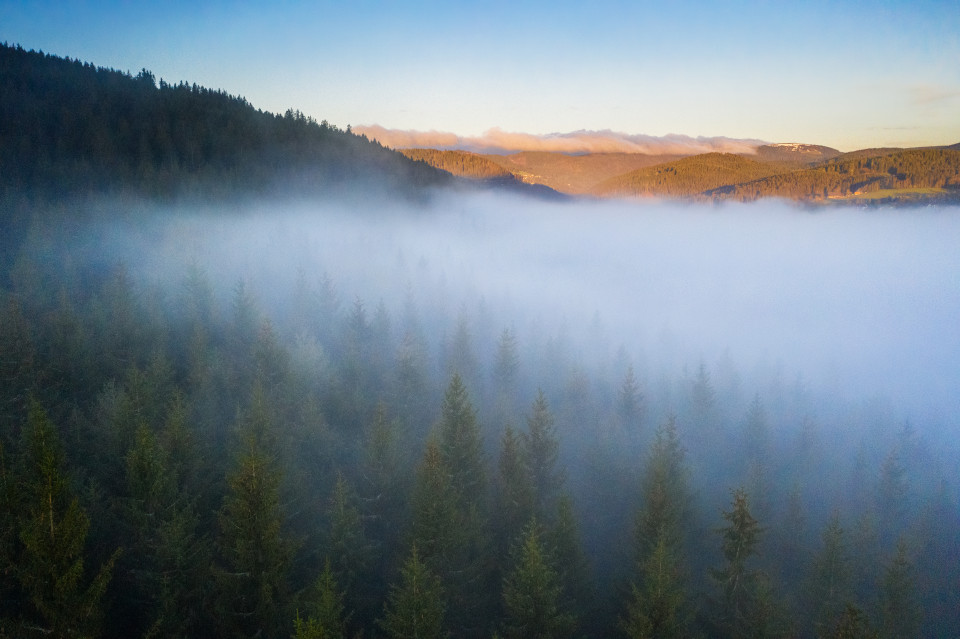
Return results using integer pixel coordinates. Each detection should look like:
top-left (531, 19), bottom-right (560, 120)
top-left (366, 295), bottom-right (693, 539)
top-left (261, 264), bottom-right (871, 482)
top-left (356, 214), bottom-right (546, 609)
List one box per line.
top-left (3, 191), bottom-right (959, 638)
top-left (135, 194), bottom-right (960, 431)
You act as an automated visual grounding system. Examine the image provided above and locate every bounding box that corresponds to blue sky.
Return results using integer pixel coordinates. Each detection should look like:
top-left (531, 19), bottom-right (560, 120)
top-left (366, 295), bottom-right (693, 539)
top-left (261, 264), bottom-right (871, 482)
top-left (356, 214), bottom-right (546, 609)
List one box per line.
top-left (3, 0), bottom-right (958, 151)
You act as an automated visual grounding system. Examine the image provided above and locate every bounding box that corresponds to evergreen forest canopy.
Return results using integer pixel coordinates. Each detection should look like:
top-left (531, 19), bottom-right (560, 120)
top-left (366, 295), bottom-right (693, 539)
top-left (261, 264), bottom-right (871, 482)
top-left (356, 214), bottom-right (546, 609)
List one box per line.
top-left (1, 43), bottom-right (960, 639)
top-left (0, 43), bottom-right (450, 200)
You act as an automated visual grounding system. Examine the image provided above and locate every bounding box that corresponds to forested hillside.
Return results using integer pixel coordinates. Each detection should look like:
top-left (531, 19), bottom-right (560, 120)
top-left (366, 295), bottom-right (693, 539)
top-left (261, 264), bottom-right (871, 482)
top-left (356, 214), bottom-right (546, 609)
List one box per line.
top-left (0, 43), bottom-right (449, 199)
top-left (710, 149), bottom-right (960, 201)
top-left (485, 152), bottom-right (684, 194)
top-left (591, 153), bottom-right (785, 198)
top-left (399, 148), bottom-right (515, 179)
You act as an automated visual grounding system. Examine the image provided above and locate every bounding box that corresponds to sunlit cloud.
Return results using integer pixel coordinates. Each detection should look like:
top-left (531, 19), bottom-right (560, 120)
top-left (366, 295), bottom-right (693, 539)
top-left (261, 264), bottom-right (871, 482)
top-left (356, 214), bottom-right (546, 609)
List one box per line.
top-left (355, 125), bottom-right (766, 155)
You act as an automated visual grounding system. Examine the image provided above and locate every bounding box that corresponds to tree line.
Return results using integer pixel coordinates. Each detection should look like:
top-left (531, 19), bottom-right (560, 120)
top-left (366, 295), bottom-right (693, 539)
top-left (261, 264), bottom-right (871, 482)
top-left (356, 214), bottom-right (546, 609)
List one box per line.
top-left (0, 43), bottom-right (449, 201)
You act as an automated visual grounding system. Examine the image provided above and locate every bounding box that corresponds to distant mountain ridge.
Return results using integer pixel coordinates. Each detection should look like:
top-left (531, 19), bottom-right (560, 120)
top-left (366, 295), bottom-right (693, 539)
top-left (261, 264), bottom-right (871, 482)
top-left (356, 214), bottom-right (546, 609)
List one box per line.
top-left (1, 42), bottom-right (957, 206)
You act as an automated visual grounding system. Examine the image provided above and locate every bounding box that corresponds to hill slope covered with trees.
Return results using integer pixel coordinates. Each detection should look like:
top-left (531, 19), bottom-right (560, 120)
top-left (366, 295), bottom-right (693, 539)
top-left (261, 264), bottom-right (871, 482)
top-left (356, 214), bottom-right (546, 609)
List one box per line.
top-left (0, 43), bottom-right (450, 200)
top-left (591, 153), bottom-right (787, 198)
top-left (398, 148), bottom-right (515, 180)
top-left (709, 148), bottom-right (960, 201)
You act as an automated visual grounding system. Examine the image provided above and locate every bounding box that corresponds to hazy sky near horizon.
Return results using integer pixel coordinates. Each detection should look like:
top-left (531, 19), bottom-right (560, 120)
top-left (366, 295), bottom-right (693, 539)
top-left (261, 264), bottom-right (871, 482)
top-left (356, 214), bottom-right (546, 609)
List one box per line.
top-left (2, 0), bottom-right (958, 151)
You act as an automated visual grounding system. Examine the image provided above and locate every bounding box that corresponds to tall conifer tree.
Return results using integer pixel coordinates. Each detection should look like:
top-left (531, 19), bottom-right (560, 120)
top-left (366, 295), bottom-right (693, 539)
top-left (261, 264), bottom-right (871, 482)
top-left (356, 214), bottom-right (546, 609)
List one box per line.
top-left (15, 401), bottom-right (117, 638)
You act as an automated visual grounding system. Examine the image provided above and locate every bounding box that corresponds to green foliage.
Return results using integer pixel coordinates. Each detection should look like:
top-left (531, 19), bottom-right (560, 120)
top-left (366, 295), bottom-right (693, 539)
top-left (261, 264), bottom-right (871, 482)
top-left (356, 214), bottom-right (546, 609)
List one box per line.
top-left (411, 428), bottom-right (490, 637)
top-left (523, 390), bottom-right (563, 519)
top-left (501, 519), bottom-right (575, 639)
top-left (15, 400), bottom-right (118, 637)
top-left (215, 395), bottom-right (293, 639)
top-left (710, 488), bottom-right (779, 639)
top-left (547, 494), bottom-right (593, 628)
top-left (437, 373), bottom-right (485, 513)
top-left (496, 425), bottom-right (534, 556)
top-left (293, 612), bottom-right (327, 639)
top-left (296, 559), bottom-right (347, 639)
top-left (825, 604), bottom-right (878, 639)
top-left (411, 442), bottom-right (462, 568)
top-left (622, 533), bottom-right (686, 639)
top-left (378, 545), bottom-right (447, 639)
top-left (326, 472), bottom-right (374, 605)
top-left (0, 43), bottom-right (449, 201)
top-left (360, 403), bottom-right (407, 582)
top-left (636, 416), bottom-right (689, 553)
top-left (808, 512), bottom-right (853, 636)
top-left (623, 416), bottom-right (692, 639)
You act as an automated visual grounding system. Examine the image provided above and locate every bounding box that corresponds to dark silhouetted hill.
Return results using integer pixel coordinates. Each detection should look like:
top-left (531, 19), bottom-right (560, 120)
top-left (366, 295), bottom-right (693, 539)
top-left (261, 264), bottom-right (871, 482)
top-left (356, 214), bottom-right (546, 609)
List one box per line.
top-left (0, 43), bottom-right (450, 200)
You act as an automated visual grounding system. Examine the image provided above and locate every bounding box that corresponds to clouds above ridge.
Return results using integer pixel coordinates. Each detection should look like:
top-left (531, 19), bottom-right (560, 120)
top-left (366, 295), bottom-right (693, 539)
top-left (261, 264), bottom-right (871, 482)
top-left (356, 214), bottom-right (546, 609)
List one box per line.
top-left (354, 125), bottom-right (767, 155)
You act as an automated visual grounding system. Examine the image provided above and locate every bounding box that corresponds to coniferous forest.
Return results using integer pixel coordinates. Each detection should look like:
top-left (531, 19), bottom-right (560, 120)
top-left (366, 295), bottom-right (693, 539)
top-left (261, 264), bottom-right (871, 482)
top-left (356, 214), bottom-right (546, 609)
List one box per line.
top-left (1, 44), bottom-right (959, 639)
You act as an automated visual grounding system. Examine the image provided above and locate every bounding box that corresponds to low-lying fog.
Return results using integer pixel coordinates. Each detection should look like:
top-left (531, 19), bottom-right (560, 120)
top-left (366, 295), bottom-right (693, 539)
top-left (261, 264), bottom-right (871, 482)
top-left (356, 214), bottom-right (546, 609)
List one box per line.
top-left (119, 193), bottom-right (959, 439)
top-left (11, 188), bottom-right (958, 636)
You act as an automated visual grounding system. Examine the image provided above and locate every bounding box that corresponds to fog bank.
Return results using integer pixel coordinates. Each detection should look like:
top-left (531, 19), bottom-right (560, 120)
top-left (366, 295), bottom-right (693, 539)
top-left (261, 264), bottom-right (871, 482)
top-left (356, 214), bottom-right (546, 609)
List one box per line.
top-left (111, 194), bottom-right (960, 437)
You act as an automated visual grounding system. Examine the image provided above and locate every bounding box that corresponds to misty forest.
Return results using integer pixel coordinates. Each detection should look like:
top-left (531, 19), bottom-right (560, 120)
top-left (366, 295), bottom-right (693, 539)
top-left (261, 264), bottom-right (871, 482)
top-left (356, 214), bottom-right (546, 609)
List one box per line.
top-left (1, 45), bottom-right (960, 639)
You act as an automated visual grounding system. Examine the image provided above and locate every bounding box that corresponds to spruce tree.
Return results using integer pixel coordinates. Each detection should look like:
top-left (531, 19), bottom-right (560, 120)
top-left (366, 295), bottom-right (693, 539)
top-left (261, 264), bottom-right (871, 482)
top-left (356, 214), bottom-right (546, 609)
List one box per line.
top-left (15, 401), bottom-right (117, 638)
top-left (296, 559), bottom-right (347, 639)
top-left (622, 534), bottom-right (686, 639)
top-left (360, 403), bottom-right (407, 601)
top-left (826, 604), bottom-right (878, 639)
top-left (327, 472), bottom-right (369, 587)
top-left (710, 487), bottom-right (767, 638)
top-left (378, 545), bottom-right (447, 639)
top-left (522, 389), bottom-right (563, 519)
top-left (501, 519), bottom-right (575, 639)
top-left (808, 511), bottom-right (852, 637)
top-left (215, 392), bottom-right (292, 639)
top-left (437, 373), bottom-right (485, 512)
top-left (496, 425), bottom-right (534, 558)
top-left (548, 494), bottom-right (592, 631)
top-left (622, 416), bottom-right (691, 639)
top-left (411, 442), bottom-right (462, 570)
top-left (326, 471), bottom-right (374, 622)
